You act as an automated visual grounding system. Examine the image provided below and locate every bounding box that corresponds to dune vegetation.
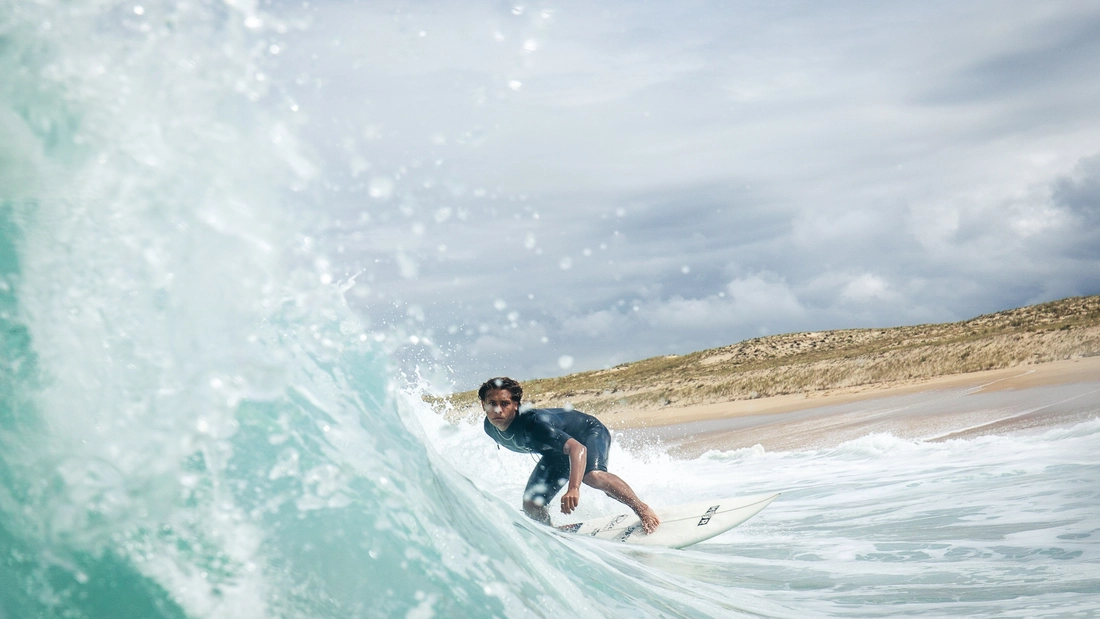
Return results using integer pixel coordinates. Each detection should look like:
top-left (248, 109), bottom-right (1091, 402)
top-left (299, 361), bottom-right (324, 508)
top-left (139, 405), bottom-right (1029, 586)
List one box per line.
top-left (437, 295), bottom-right (1100, 420)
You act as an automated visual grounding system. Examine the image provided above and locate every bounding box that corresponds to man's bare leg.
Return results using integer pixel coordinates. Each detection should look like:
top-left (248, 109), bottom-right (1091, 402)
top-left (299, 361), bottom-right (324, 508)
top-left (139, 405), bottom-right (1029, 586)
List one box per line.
top-left (582, 471), bottom-right (660, 534)
top-left (523, 499), bottom-right (552, 526)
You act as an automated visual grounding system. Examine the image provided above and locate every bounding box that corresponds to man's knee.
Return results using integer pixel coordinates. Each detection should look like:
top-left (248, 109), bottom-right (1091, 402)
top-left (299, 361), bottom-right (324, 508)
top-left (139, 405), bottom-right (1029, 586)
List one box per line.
top-left (583, 470), bottom-right (611, 487)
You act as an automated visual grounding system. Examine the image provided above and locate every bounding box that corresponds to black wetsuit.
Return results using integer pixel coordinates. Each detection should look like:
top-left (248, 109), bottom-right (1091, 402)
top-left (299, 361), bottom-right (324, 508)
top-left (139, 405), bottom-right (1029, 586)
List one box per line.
top-left (483, 408), bottom-right (612, 506)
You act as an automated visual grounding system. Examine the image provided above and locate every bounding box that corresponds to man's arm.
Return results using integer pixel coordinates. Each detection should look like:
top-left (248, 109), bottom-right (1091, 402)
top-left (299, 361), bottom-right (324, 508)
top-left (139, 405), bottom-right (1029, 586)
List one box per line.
top-left (560, 438), bottom-right (586, 514)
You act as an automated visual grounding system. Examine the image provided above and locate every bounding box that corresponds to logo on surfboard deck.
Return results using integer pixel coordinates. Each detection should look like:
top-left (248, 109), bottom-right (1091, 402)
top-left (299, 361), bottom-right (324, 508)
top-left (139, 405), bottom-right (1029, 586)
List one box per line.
top-left (617, 524), bottom-right (643, 542)
top-left (697, 505), bottom-right (720, 526)
top-left (592, 514), bottom-right (626, 536)
top-left (558, 523), bottom-right (583, 533)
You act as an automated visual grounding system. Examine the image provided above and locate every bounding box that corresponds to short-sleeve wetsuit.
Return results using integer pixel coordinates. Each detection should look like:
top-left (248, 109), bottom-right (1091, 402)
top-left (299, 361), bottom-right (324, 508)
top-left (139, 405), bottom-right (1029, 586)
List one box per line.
top-left (483, 408), bottom-right (612, 507)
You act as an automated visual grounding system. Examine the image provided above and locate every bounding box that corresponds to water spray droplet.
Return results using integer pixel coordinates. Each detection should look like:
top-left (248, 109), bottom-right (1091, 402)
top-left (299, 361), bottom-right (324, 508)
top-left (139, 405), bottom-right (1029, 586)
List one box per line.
top-left (369, 177), bottom-right (395, 200)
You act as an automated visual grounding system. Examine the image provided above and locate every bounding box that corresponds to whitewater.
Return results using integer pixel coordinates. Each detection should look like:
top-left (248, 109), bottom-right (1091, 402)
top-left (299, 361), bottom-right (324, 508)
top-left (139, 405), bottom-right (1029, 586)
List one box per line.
top-left (1, 1), bottom-right (1098, 617)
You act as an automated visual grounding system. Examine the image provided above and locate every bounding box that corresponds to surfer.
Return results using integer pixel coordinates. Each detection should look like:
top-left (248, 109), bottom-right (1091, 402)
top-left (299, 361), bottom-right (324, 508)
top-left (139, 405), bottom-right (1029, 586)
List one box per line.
top-left (479, 377), bottom-right (661, 534)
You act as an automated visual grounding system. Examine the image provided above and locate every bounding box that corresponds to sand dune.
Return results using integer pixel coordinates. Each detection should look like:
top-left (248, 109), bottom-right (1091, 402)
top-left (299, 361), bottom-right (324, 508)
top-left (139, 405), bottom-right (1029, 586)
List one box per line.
top-left (616, 357), bottom-right (1100, 455)
top-left (439, 297), bottom-right (1100, 452)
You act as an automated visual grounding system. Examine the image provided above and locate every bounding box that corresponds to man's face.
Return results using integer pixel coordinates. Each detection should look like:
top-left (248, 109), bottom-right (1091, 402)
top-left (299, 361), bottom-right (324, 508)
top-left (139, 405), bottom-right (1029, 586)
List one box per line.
top-left (482, 388), bottom-right (518, 430)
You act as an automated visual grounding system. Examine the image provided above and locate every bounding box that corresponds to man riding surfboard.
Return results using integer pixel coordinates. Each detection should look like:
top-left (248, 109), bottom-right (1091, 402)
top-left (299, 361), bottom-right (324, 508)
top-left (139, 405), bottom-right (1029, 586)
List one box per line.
top-left (479, 377), bottom-right (660, 534)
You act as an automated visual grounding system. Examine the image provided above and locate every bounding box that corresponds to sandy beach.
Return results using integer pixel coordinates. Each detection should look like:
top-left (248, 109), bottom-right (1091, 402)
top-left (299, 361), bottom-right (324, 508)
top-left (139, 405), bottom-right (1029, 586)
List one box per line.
top-left (609, 356), bottom-right (1100, 456)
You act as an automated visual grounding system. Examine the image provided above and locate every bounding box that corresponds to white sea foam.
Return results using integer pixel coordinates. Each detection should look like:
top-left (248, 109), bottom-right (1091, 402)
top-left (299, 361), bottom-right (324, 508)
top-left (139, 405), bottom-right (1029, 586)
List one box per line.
top-left (411, 394), bottom-right (1100, 617)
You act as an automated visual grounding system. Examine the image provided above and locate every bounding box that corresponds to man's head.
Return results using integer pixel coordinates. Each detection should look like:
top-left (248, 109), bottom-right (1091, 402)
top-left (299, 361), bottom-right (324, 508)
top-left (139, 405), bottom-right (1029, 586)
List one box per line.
top-left (478, 377), bottom-right (522, 404)
top-left (479, 377), bottom-right (522, 431)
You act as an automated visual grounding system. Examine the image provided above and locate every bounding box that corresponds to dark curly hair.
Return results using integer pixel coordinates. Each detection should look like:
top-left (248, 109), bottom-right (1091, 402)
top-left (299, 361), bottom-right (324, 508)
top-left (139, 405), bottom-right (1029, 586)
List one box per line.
top-left (477, 376), bottom-right (522, 404)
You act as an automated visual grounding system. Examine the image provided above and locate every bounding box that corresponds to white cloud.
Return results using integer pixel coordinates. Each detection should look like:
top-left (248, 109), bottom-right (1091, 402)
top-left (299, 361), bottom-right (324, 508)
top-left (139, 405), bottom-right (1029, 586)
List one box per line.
top-left (1009, 203), bottom-right (1068, 238)
top-left (561, 273), bottom-right (810, 335)
top-left (841, 274), bottom-right (893, 302)
top-left (560, 309), bottom-right (624, 338)
top-left (908, 203), bottom-right (961, 249)
top-left (644, 297), bottom-right (729, 330)
top-left (726, 273), bottom-right (804, 318)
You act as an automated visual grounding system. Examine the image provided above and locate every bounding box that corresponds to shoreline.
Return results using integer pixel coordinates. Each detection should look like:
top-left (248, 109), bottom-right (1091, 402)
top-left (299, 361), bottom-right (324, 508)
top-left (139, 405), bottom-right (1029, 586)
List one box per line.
top-left (603, 356), bottom-right (1100, 430)
top-left (605, 357), bottom-right (1100, 455)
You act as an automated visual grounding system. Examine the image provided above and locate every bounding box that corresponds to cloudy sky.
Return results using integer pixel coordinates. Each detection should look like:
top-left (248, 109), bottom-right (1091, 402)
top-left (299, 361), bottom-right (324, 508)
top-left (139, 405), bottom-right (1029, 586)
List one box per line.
top-left (266, 0), bottom-right (1100, 391)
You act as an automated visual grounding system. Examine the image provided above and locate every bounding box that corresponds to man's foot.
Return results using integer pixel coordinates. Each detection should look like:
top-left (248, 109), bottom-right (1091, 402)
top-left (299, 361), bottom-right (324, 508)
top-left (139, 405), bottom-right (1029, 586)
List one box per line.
top-left (636, 504), bottom-right (660, 534)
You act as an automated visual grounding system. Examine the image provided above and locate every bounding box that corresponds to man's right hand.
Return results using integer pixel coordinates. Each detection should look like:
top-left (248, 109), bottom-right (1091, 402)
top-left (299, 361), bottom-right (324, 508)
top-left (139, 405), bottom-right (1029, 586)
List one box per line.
top-left (561, 487), bottom-right (580, 514)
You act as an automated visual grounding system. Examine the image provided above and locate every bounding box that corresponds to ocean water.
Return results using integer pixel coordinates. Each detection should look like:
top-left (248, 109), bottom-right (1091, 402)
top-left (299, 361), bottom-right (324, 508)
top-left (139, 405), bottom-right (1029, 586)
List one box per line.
top-left (2, 2), bottom-right (1099, 617)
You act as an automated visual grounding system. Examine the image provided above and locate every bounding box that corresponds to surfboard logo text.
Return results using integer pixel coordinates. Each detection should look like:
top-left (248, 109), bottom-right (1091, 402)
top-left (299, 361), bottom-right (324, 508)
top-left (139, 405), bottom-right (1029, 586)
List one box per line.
top-left (617, 524), bottom-right (643, 542)
top-left (592, 514), bottom-right (626, 536)
top-left (698, 505), bottom-right (720, 526)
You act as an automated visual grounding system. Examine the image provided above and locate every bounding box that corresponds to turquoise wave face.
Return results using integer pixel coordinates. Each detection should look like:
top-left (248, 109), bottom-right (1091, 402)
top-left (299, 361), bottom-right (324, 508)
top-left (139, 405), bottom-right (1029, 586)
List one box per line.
top-left (0, 4), bottom-right (728, 617)
top-left (0, 3), bottom-right (489, 615)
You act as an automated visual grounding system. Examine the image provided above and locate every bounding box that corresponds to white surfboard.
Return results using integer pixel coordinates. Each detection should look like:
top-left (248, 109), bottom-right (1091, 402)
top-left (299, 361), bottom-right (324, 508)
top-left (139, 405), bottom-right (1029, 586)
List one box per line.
top-left (557, 492), bottom-right (779, 548)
